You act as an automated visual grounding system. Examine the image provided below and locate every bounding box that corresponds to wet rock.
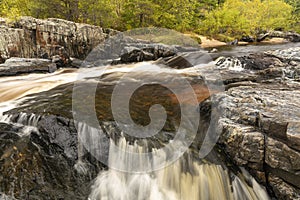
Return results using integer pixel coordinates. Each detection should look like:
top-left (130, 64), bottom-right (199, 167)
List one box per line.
top-left (268, 174), bottom-right (300, 200)
top-left (215, 85), bottom-right (300, 197)
top-left (0, 115), bottom-right (104, 199)
top-left (257, 31), bottom-right (300, 43)
top-left (265, 47), bottom-right (300, 62)
top-left (0, 57), bottom-right (57, 76)
top-left (69, 57), bottom-right (83, 68)
top-left (208, 47), bottom-right (300, 198)
top-left (238, 53), bottom-right (285, 70)
top-left (241, 36), bottom-right (255, 43)
top-left (266, 137), bottom-right (300, 173)
top-left (218, 120), bottom-right (265, 170)
top-left (227, 39), bottom-right (238, 46)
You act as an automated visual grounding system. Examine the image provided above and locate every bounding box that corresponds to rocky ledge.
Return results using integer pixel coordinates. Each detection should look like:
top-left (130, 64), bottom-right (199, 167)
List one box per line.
top-left (0, 17), bottom-right (110, 60)
top-left (213, 47), bottom-right (300, 199)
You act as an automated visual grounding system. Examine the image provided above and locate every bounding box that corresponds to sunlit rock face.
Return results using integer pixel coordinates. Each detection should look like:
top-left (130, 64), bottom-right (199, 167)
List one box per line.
top-left (0, 17), bottom-right (108, 60)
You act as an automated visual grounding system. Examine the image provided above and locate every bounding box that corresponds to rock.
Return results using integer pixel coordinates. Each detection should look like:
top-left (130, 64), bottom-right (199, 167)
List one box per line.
top-left (51, 47), bottom-right (71, 68)
top-left (265, 47), bottom-right (300, 62)
top-left (70, 57), bottom-right (83, 68)
top-left (158, 51), bottom-right (212, 69)
top-left (215, 85), bottom-right (300, 197)
top-left (0, 17), bottom-right (201, 69)
top-left (227, 39), bottom-right (238, 45)
top-left (268, 174), bottom-right (300, 200)
top-left (266, 137), bottom-right (300, 173)
top-left (213, 48), bottom-right (300, 199)
top-left (2, 43), bottom-right (300, 199)
top-left (0, 17), bottom-right (108, 60)
top-left (218, 119), bottom-right (265, 170)
top-left (0, 57), bottom-right (58, 76)
top-left (79, 32), bottom-right (183, 66)
top-left (209, 48), bottom-right (218, 53)
top-left (0, 193), bottom-right (17, 200)
top-left (119, 43), bottom-right (177, 64)
top-left (238, 53), bottom-right (285, 70)
top-left (208, 47), bottom-right (300, 198)
top-left (51, 48), bottom-right (71, 68)
top-left (287, 122), bottom-right (300, 151)
top-left (0, 114), bottom-right (104, 199)
top-left (241, 36), bottom-right (255, 43)
top-left (257, 31), bottom-right (300, 42)
top-left (0, 52), bottom-right (5, 64)
top-left (120, 47), bottom-right (146, 62)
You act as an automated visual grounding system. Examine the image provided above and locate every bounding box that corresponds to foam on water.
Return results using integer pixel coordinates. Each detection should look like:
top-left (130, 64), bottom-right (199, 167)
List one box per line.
top-left (88, 136), bottom-right (270, 200)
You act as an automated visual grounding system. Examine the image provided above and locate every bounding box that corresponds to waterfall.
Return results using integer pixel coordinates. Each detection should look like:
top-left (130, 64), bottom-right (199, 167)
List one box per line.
top-left (87, 135), bottom-right (270, 200)
top-left (0, 63), bottom-right (273, 199)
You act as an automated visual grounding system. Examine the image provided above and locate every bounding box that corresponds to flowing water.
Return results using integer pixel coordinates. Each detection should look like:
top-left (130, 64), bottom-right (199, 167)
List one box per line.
top-left (1, 43), bottom-right (294, 199)
top-left (88, 137), bottom-right (269, 200)
top-left (207, 42), bottom-right (300, 59)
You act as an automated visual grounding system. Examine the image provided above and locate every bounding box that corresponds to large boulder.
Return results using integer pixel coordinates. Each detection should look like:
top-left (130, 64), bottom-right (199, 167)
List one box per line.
top-left (0, 57), bottom-right (57, 76)
top-left (0, 17), bottom-right (108, 60)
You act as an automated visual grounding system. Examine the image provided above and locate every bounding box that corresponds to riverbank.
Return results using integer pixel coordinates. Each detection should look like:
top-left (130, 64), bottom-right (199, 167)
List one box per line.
top-left (198, 35), bottom-right (289, 48)
top-left (0, 16), bottom-right (296, 63)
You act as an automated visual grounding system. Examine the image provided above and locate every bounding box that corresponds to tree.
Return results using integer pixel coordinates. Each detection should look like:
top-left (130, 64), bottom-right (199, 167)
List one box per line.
top-left (122, 0), bottom-right (160, 29)
top-left (284, 0), bottom-right (300, 31)
top-left (78, 0), bottom-right (118, 28)
top-left (200, 0), bottom-right (294, 40)
top-left (0, 0), bottom-right (32, 20)
top-left (156, 0), bottom-right (201, 32)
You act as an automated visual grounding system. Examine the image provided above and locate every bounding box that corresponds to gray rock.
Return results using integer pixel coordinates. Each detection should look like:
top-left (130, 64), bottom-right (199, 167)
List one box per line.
top-left (268, 174), bottom-right (300, 200)
top-left (0, 17), bottom-right (107, 60)
top-left (266, 137), bottom-right (300, 173)
top-left (0, 57), bottom-right (57, 76)
top-left (218, 119), bottom-right (265, 170)
top-left (0, 114), bottom-right (104, 199)
top-left (214, 47), bottom-right (300, 199)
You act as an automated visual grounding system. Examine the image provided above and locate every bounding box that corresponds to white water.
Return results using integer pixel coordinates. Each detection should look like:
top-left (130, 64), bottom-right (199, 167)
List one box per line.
top-left (88, 137), bottom-right (269, 200)
top-left (215, 57), bottom-right (245, 71)
top-left (0, 63), bottom-right (202, 114)
top-left (0, 64), bottom-right (270, 200)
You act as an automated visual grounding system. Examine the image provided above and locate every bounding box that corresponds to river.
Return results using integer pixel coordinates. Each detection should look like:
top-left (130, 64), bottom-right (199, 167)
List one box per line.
top-left (0, 42), bottom-right (298, 199)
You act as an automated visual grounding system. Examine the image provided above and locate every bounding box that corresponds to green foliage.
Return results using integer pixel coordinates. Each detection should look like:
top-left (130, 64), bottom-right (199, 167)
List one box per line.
top-left (0, 0), bottom-right (32, 20)
top-left (285, 0), bottom-right (300, 31)
top-left (121, 0), bottom-right (160, 29)
top-left (0, 0), bottom-right (298, 37)
top-left (78, 0), bottom-right (118, 27)
top-left (0, 0), bottom-right (203, 32)
top-left (200, 0), bottom-right (294, 40)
